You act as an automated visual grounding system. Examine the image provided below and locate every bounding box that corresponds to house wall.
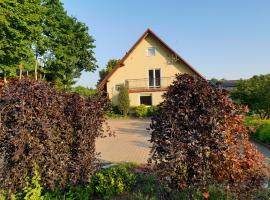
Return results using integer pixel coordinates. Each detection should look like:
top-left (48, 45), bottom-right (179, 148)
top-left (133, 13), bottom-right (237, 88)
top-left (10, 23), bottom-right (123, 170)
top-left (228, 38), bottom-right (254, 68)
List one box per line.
top-left (107, 34), bottom-right (197, 106)
top-left (129, 91), bottom-right (165, 106)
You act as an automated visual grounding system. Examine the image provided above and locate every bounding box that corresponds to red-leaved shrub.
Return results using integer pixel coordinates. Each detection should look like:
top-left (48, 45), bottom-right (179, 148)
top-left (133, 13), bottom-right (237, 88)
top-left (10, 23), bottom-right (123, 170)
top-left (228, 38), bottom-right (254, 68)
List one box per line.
top-left (149, 74), bottom-right (268, 196)
top-left (0, 79), bottom-right (110, 192)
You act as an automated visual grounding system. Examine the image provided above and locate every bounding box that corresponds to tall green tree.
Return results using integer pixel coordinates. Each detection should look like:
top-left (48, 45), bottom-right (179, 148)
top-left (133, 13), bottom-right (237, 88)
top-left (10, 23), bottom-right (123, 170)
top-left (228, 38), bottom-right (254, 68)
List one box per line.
top-left (0, 0), bottom-right (45, 82)
top-left (98, 59), bottom-right (119, 83)
top-left (71, 86), bottom-right (96, 97)
top-left (118, 84), bottom-right (130, 116)
top-left (43, 0), bottom-right (97, 89)
top-left (0, 0), bottom-right (97, 87)
top-left (231, 74), bottom-right (270, 119)
top-left (209, 78), bottom-right (219, 86)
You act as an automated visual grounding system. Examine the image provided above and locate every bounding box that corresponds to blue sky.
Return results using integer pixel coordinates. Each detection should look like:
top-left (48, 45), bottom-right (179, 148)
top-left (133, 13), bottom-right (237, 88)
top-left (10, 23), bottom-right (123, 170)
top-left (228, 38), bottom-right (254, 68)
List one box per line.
top-left (61, 0), bottom-right (270, 88)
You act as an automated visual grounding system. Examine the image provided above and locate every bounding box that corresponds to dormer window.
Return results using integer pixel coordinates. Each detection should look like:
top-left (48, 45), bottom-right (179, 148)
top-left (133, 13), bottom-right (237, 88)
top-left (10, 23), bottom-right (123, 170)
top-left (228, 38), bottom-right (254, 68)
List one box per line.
top-left (147, 47), bottom-right (156, 56)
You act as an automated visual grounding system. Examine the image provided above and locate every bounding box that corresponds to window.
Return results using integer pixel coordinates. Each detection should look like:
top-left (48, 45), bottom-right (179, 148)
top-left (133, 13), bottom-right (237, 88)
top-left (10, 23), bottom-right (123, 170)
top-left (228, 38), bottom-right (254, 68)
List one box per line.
top-left (140, 94), bottom-right (152, 105)
top-left (148, 69), bottom-right (161, 88)
top-left (147, 47), bottom-right (156, 56)
top-left (115, 84), bottom-right (122, 92)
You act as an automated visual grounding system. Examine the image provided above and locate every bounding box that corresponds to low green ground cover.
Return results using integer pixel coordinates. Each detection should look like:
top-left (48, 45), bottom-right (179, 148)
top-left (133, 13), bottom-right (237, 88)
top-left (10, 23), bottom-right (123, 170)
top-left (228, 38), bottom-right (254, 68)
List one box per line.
top-left (107, 105), bottom-right (157, 119)
top-left (4, 163), bottom-right (269, 200)
top-left (245, 116), bottom-right (270, 145)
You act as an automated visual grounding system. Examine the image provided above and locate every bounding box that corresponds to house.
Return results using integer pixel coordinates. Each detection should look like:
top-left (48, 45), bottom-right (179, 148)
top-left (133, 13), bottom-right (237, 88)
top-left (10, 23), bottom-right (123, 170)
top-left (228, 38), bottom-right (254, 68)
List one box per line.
top-left (218, 80), bottom-right (237, 91)
top-left (98, 29), bottom-right (205, 106)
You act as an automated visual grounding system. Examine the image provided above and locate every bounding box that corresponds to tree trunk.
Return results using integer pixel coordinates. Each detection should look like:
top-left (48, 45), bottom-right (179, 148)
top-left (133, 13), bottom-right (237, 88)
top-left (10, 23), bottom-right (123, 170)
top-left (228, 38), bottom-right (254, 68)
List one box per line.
top-left (19, 63), bottom-right (23, 80)
top-left (3, 72), bottom-right (7, 84)
top-left (35, 57), bottom-right (38, 81)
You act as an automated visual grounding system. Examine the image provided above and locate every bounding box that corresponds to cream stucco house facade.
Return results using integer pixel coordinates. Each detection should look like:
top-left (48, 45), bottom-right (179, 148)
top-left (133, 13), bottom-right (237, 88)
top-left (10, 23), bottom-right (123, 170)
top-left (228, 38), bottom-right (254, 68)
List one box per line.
top-left (98, 29), bottom-right (204, 106)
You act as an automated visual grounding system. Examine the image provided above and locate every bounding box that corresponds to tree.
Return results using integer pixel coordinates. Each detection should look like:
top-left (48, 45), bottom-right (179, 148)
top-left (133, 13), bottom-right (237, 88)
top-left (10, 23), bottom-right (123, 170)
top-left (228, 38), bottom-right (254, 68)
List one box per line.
top-left (43, 0), bottom-right (97, 89)
top-left (231, 74), bottom-right (270, 119)
top-left (71, 85), bottom-right (96, 96)
top-left (149, 74), bottom-right (268, 197)
top-left (118, 84), bottom-right (130, 116)
top-left (0, 0), bottom-right (97, 87)
top-left (98, 59), bottom-right (119, 83)
top-left (209, 78), bottom-right (219, 86)
top-left (0, 0), bottom-right (36, 82)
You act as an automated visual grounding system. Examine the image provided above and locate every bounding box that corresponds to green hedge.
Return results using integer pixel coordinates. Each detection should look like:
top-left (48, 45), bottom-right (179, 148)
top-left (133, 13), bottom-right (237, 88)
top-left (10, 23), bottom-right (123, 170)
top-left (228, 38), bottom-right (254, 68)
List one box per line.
top-left (130, 105), bottom-right (157, 118)
top-left (107, 105), bottom-right (158, 118)
top-left (246, 116), bottom-right (270, 145)
top-left (90, 164), bottom-right (136, 199)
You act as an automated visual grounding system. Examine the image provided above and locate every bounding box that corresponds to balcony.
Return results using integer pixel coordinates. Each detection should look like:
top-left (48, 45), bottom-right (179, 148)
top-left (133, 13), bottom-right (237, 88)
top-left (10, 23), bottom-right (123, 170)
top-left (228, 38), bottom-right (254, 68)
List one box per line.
top-left (125, 77), bottom-right (175, 92)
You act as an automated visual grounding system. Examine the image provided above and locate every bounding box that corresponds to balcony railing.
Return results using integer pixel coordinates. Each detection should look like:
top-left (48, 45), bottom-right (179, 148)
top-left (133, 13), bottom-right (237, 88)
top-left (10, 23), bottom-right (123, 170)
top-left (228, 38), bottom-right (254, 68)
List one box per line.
top-left (125, 77), bottom-right (175, 90)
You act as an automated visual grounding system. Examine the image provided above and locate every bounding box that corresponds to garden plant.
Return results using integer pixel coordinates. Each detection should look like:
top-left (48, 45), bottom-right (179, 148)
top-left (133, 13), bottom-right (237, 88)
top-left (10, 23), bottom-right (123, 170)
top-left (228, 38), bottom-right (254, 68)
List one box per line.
top-left (0, 79), bottom-right (110, 196)
top-left (149, 74), bottom-right (269, 198)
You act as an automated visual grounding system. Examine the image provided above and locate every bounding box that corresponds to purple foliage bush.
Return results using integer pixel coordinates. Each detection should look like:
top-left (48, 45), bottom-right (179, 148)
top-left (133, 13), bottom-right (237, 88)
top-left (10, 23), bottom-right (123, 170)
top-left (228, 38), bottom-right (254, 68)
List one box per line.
top-left (0, 79), bottom-right (110, 192)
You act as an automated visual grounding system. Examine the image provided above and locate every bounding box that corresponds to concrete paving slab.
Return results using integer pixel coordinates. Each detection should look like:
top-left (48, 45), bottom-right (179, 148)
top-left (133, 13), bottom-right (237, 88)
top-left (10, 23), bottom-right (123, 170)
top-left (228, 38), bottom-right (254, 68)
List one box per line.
top-left (96, 119), bottom-right (151, 164)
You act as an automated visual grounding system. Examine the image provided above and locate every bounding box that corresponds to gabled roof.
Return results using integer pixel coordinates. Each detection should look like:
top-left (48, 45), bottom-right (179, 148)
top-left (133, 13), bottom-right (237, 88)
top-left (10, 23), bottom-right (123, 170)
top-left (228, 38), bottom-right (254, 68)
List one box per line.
top-left (97, 28), bottom-right (205, 90)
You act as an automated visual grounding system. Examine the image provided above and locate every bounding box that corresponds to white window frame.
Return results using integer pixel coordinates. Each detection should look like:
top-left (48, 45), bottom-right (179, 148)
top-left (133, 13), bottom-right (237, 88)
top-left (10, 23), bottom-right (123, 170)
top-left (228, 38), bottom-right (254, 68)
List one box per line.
top-left (148, 68), bottom-right (161, 88)
top-left (114, 84), bottom-right (122, 92)
top-left (147, 47), bottom-right (156, 57)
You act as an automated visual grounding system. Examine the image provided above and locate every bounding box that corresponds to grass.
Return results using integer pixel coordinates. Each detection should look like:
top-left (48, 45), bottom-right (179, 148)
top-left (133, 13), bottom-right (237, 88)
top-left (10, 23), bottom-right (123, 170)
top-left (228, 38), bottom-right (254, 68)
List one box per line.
top-left (245, 116), bottom-right (270, 145)
top-left (106, 112), bottom-right (131, 119)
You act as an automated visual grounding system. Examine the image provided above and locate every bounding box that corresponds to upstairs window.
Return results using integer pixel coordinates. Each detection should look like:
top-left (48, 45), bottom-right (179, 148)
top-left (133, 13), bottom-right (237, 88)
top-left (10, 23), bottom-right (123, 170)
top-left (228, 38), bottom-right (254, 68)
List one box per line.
top-left (149, 69), bottom-right (161, 88)
top-left (147, 47), bottom-right (156, 56)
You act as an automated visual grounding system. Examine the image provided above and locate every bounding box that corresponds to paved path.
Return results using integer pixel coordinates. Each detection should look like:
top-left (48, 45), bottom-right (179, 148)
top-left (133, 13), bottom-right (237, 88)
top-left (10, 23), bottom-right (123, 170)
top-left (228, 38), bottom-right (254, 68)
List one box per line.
top-left (251, 141), bottom-right (270, 163)
top-left (96, 119), bottom-right (270, 164)
top-left (96, 119), bottom-right (151, 164)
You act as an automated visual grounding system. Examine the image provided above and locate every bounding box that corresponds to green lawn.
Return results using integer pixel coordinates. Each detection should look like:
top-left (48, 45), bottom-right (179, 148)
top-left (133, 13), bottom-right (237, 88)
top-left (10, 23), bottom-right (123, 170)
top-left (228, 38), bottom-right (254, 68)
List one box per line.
top-left (245, 116), bottom-right (270, 145)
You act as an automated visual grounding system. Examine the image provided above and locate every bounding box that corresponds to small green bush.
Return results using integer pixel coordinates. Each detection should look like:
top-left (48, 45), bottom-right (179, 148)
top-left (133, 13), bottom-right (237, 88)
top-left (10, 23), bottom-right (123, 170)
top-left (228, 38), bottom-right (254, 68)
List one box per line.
top-left (118, 85), bottom-right (130, 116)
top-left (245, 116), bottom-right (270, 127)
top-left (23, 166), bottom-right (44, 200)
top-left (246, 117), bottom-right (270, 145)
top-left (43, 185), bottom-right (91, 200)
top-left (147, 106), bottom-right (157, 117)
top-left (0, 192), bottom-right (5, 200)
top-left (106, 105), bottom-right (131, 118)
top-left (0, 166), bottom-right (45, 200)
top-left (134, 105), bottom-right (148, 118)
top-left (255, 124), bottom-right (270, 144)
top-left (136, 174), bottom-right (159, 195)
top-left (90, 164), bottom-right (136, 199)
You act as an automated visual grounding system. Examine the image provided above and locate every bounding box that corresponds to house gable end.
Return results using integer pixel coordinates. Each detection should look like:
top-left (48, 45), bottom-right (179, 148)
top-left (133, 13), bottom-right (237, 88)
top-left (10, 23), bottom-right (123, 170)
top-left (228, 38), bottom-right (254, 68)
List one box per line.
top-left (97, 29), bottom-right (205, 91)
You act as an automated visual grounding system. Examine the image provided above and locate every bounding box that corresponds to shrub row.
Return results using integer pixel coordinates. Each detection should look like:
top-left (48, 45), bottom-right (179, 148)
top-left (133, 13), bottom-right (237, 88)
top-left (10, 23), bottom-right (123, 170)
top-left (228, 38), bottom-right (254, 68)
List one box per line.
top-left (0, 79), bottom-right (110, 193)
top-left (107, 105), bottom-right (157, 118)
top-left (90, 164), bottom-right (136, 199)
top-left (0, 164), bottom-right (136, 200)
top-left (2, 163), bottom-right (270, 200)
top-left (130, 105), bottom-right (157, 118)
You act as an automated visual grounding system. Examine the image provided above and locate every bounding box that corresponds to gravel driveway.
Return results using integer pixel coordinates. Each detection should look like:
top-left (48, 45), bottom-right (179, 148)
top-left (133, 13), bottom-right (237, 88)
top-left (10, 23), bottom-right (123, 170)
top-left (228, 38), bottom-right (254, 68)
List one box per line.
top-left (96, 119), bottom-right (270, 164)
